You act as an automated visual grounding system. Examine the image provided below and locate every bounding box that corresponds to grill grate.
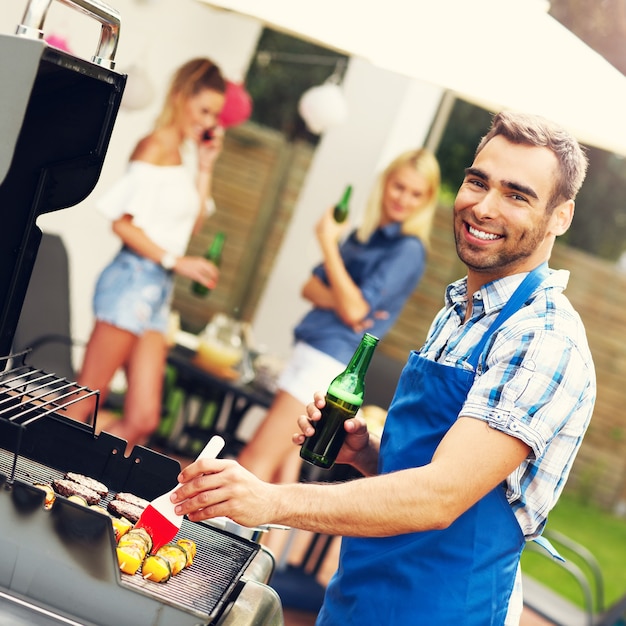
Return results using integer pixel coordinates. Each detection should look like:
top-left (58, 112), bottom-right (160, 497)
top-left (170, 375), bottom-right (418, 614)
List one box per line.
top-left (0, 352), bottom-right (99, 427)
top-left (0, 447), bottom-right (65, 485)
top-left (0, 446), bottom-right (259, 623)
top-left (0, 353), bottom-right (260, 624)
top-left (123, 518), bottom-right (257, 618)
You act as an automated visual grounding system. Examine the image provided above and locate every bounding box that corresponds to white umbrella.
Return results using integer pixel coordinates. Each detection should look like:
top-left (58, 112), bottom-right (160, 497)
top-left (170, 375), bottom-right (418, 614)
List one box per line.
top-left (199, 0), bottom-right (626, 155)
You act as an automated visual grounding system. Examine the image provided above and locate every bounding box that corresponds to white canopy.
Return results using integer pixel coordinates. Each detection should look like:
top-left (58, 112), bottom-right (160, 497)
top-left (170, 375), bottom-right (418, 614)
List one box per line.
top-left (200, 0), bottom-right (626, 155)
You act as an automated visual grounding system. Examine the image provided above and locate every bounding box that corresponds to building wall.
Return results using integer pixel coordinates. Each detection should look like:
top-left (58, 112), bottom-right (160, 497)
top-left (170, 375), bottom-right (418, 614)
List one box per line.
top-left (0, 0), bottom-right (444, 362)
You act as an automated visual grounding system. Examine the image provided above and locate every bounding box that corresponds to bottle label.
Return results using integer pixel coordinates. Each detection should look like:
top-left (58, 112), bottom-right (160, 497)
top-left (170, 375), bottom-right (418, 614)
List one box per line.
top-left (327, 382), bottom-right (362, 406)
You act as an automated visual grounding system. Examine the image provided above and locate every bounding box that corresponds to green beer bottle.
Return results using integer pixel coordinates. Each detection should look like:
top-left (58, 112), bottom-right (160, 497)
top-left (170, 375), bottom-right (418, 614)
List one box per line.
top-left (191, 231), bottom-right (226, 297)
top-left (300, 332), bottom-right (379, 469)
top-left (333, 184), bottom-right (352, 223)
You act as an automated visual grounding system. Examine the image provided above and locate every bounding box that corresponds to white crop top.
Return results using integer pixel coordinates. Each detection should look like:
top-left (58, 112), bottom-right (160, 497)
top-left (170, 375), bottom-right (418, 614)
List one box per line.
top-left (97, 159), bottom-right (215, 256)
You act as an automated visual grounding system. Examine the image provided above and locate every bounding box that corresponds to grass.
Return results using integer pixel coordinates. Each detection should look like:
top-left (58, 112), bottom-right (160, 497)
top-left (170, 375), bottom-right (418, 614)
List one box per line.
top-left (521, 491), bottom-right (626, 612)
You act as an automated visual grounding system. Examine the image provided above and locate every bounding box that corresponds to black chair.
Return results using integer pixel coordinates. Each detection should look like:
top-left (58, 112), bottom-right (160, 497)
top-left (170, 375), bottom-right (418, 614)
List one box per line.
top-left (363, 348), bottom-right (406, 410)
top-left (12, 233), bottom-right (76, 380)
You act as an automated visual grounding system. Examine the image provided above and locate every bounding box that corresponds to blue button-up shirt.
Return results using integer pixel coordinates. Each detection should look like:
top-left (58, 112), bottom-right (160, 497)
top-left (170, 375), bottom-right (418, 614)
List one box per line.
top-left (294, 222), bottom-right (426, 363)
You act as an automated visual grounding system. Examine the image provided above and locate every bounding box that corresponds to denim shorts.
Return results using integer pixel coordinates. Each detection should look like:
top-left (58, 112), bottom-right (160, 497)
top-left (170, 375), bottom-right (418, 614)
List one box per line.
top-left (93, 248), bottom-right (173, 335)
top-left (277, 341), bottom-right (346, 405)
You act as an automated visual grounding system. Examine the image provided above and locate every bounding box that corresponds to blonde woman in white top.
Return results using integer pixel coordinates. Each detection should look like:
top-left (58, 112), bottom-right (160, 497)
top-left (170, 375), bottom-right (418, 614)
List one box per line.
top-left (71, 58), bottom-right (226, 451)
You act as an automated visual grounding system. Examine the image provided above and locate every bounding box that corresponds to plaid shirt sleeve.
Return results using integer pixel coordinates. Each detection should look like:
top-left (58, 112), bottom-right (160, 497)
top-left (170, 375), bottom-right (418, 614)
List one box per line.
top-left (423, 270), bottom-right (596, 539)
top-left (460, 285), bottom-right (596, 538)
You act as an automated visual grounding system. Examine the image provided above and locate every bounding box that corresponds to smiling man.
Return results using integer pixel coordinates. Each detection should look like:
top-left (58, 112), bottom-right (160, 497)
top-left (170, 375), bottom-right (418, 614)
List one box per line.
top-left (172, 112), bottom-right (596, 625)
top-left (455, 130), bottom-right (575, 291)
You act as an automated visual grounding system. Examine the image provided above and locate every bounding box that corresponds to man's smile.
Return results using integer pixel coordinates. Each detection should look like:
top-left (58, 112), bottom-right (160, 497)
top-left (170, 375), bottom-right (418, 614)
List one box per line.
top-left (466, 223), bottom-right (503, 241)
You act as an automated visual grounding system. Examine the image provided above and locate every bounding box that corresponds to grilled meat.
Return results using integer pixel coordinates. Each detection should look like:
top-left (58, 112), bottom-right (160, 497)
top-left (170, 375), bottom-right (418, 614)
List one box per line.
top-left (52, 478), bottom-right (101, 505)
top-left (65, 471), bottom-right (109, 497)
top-left (108, 498), bottom-right (144, 523)
top-left (114, 491), bottom-right (150, 509)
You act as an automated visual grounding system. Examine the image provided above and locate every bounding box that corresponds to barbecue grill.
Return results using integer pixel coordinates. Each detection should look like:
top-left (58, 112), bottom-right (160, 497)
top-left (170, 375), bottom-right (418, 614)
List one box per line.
top-left (0, 2), bottom-right (282, 624)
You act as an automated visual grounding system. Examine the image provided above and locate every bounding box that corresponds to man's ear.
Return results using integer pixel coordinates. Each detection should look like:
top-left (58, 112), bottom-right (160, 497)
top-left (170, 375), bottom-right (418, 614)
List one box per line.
top-left (552, 199), bottom-right (575, 236)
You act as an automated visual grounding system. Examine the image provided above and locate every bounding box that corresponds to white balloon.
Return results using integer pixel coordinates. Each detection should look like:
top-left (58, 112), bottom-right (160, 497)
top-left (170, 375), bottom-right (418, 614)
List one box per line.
top-left (298, 82), bottom-right (348, 134)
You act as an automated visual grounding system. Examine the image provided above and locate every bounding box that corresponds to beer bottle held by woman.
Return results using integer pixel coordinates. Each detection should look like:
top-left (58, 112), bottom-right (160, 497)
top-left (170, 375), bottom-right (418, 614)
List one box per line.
top-left (300, 332), bottom-right (379, 469)
top-left (191, 231), bottom-right (226, 297)
top-left (333, 184), bottom-right (352, 223)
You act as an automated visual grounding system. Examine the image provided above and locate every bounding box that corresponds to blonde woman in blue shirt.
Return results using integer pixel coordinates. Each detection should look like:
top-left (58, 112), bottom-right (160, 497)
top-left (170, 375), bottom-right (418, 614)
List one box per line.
top-left (238, 148), bottom-right (441, 485)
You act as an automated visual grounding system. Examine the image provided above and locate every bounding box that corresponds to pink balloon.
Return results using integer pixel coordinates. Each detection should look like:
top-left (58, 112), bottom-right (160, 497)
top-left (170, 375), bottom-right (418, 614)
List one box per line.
top-left (219, 81), bottom-right (253, 128)
top-left (45, 34), bottom-right (73, 53)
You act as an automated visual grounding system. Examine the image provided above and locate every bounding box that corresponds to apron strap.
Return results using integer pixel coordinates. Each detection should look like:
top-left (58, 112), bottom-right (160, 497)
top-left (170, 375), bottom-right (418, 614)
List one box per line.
top-left (531, 535), bottom-right (565, 562)
top-left (467, 263), bottom-right (550, 369)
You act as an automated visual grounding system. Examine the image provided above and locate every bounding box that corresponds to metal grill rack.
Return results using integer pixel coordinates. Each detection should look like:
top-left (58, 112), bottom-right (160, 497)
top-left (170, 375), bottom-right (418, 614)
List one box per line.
top-left (0, 351), bottom-right (100, 481)
top-left (0, 351), bottom-right (276, 625)
top-left (0, 351), bottom-right (100, 425)
top-left (0, 445), bottom-right (259, 623)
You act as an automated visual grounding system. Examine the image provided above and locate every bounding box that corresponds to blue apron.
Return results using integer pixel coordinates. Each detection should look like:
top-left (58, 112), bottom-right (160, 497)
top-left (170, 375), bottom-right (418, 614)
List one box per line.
top-left (317, 265), bottom-right (549, 626)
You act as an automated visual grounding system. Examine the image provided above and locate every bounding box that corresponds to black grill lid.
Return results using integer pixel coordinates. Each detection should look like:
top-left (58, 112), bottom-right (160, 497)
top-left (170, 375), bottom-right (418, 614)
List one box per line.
top-left (0, 0), bottom-right (126, 356)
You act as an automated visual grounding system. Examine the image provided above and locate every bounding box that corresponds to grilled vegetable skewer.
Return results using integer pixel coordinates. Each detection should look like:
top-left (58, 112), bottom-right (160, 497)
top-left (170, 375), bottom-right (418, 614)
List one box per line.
top-left (116, 528), bottom-right (153, 575)
top-left (115, 525), bottom-right (197, 582)
top-left (142, 541), bottom-right (196, 582)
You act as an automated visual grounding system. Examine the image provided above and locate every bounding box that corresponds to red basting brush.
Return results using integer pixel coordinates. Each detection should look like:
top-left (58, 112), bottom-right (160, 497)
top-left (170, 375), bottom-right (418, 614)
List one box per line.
top-left (135, 435), bottom-right (225, 553)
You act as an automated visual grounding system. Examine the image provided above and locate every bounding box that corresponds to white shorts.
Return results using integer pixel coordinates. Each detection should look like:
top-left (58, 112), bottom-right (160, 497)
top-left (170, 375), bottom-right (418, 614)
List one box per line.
top-left (277, 342), bottom-right (346, 405)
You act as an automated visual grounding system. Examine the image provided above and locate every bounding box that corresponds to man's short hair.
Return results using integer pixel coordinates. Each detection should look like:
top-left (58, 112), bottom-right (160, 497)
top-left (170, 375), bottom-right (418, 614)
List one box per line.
top-left (476, 111), bottom-right (589, 208)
